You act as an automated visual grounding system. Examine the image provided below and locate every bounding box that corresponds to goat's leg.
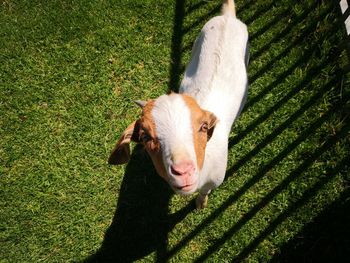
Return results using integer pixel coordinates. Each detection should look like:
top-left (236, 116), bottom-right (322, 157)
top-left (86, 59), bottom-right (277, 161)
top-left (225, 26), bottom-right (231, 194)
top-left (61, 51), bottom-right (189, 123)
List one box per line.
top-left (196, 190), bottom-right (211, 209)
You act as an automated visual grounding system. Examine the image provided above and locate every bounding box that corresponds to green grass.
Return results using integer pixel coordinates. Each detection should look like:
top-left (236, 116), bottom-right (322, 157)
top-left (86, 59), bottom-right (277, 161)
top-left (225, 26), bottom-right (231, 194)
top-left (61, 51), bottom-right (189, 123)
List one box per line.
top-left (1, 0), bottom-right (349, 262)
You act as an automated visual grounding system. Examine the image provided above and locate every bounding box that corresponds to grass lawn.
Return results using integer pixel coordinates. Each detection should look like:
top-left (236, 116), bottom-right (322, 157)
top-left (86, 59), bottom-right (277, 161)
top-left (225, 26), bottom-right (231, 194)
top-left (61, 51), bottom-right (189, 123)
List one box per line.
top-left (1, 0), bottom-right (350, 262)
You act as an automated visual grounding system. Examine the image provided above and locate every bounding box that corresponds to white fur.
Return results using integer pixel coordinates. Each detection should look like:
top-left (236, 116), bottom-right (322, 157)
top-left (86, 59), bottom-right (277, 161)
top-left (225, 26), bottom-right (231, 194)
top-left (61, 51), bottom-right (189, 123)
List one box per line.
top-left (152, 94), bottom-right (199, 194)
top-left (180, 5), bottom-right (249, 196)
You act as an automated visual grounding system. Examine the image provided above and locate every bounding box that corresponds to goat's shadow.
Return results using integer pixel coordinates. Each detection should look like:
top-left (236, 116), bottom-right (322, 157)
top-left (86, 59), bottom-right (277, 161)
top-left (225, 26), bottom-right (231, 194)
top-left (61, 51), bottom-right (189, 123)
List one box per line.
top-left (86, 0), bottom-right (197, 260)
top-left (85, 145), bottom-right (194, 262)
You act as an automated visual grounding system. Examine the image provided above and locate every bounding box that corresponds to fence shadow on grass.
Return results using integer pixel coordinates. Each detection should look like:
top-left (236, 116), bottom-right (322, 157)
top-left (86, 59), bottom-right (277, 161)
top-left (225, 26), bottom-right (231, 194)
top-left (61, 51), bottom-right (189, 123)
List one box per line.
top-left (195, 120), bottom-right (350, 262)
top-left (239, 1), bottom-right (332, 115)
top-left (270, 186), bottom-right (350, 263)
top-left (168, 0), bottom-right (186, 91)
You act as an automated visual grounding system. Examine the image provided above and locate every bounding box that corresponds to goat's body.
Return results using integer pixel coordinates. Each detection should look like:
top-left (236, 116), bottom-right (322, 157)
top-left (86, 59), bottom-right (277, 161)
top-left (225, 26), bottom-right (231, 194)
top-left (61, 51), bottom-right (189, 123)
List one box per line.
top-left (109, 0), bottom-right (248, 209)
top-left (180, 12), bottom-right (248, 194)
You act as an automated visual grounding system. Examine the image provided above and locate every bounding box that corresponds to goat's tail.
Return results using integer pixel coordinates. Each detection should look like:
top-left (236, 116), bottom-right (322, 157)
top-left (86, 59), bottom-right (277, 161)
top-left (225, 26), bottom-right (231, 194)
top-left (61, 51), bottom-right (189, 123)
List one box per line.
top-left (222, 0), bottom-right (236, 16)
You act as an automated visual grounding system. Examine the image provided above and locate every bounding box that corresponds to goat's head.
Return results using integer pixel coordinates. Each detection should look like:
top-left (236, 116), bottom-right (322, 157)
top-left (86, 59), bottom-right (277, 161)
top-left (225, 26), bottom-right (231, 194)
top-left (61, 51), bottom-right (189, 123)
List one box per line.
top-left (108, 93), bottom-right (217, 195)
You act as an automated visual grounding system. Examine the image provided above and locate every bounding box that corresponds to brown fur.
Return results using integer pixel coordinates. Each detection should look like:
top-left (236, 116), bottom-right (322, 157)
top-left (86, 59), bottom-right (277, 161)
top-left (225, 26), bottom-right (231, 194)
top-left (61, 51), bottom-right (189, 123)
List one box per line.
top-left (108, 121), bottom-right (139, 165)
top-left (139, 100), bottom-right (168, 180)
top-left (182, 95), bottom-right (217, 170)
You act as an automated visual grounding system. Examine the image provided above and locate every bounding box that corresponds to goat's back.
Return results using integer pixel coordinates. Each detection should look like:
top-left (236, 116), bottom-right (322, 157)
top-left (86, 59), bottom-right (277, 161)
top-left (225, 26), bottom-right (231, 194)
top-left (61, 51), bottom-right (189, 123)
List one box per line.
top-left (180, 14), bottom-right (248, 133)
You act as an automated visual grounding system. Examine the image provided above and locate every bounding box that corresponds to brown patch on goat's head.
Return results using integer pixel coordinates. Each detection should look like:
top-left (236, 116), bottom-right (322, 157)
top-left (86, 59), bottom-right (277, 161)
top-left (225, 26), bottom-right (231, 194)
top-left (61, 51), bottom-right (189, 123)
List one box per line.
top-left (137, 100), bottom-right (168, 179)
top-left (108, 100), bottom-right (167, 179)
top-left (182, 94), bottom-right (217, 170)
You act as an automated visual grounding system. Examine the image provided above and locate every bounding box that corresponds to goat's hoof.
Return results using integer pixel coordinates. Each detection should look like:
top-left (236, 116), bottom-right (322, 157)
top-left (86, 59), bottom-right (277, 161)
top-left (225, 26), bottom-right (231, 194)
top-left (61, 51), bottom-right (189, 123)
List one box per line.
top-left (196, 194), bottom-right (208, 209)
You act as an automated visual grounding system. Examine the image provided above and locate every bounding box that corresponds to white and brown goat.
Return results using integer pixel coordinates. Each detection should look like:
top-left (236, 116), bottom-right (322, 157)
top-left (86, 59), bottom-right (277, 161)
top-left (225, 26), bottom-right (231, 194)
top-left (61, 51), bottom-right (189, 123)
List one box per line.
top-left (109, 0), bottom-right (248, 208)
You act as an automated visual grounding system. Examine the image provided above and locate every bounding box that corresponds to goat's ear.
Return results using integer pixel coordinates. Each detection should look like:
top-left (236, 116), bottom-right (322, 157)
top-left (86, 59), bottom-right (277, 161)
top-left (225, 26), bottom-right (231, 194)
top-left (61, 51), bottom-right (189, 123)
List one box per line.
top-left (205, 111), bottom-right (218, 141)
top-left (108, 121), bottom-right (140, 165)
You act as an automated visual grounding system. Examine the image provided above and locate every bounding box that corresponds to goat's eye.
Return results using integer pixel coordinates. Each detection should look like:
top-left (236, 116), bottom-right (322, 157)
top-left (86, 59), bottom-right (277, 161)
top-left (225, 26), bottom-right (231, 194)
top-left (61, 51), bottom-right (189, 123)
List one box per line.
top-left (200, 122), bottom-right (209, 132)
top-left (140, 133), bottom-right (152, 143)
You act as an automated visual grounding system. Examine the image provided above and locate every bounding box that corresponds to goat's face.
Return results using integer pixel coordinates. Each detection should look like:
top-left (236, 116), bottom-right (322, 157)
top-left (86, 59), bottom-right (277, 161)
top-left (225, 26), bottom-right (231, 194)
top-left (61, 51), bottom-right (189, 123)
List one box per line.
top-left (109, 93), bottom-right (217, 195)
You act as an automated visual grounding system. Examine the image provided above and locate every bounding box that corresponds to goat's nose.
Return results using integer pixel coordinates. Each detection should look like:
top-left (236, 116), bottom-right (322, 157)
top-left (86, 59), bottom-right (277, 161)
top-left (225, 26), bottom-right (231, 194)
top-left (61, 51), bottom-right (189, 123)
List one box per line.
top-left (170, 161), bottom-right (195, 176)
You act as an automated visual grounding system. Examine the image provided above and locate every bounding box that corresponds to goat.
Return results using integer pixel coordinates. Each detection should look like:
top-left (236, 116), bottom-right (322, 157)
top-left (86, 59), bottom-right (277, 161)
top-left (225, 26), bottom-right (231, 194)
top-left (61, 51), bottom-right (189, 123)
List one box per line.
top-left (108, 0), bottom-right (248, 209)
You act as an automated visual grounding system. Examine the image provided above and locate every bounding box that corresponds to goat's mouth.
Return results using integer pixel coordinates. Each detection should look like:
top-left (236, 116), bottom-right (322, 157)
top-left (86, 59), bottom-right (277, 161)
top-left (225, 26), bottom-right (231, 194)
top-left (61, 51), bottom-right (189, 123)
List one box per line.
top-left (173, 183), bottom-right (196, 194)
top-left (167, 171), bottom-right (198, 194)
top-left (176, 184), bottom-right (194, 191)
